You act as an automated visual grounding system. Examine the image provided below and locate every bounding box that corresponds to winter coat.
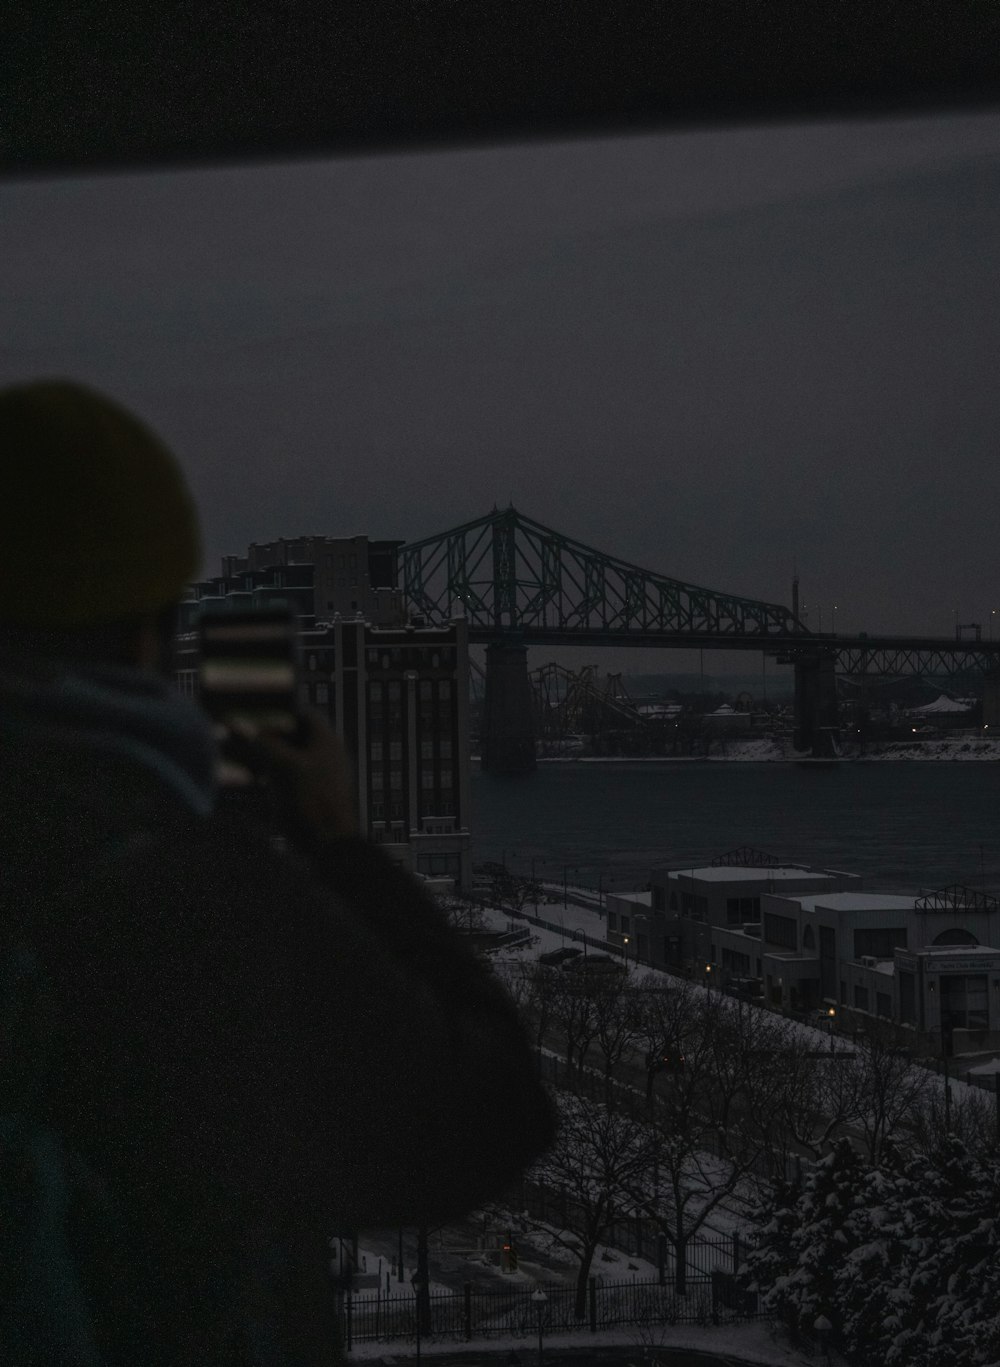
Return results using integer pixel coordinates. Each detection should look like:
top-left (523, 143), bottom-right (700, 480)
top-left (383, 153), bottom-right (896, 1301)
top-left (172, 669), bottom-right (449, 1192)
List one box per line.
top-left (0, 652), bottom-right (555, 1366)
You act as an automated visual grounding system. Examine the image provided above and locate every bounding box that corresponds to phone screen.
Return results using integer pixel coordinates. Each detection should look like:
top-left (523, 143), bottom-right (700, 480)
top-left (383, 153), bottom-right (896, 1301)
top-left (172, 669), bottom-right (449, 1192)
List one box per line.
top-left (197, 608), bottom-right (300, 739)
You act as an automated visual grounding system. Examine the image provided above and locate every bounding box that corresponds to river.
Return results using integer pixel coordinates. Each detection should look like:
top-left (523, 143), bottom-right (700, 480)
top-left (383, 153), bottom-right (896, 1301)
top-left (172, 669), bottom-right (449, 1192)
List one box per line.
top-left (470, 759), bottom-right (1000, 897)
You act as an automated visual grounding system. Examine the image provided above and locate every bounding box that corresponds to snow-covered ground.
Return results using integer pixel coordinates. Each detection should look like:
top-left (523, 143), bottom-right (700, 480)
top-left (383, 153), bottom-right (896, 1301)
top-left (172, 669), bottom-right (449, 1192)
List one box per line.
top-left (348, 1317), bottom-right (823, 1363)
top-left (534, 736), bottom-right (1000, 762)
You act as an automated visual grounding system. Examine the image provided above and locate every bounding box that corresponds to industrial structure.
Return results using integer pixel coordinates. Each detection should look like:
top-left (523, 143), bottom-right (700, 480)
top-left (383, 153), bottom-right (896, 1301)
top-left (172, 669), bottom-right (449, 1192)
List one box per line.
top-left (401, 506), bottom-right (1000, 769)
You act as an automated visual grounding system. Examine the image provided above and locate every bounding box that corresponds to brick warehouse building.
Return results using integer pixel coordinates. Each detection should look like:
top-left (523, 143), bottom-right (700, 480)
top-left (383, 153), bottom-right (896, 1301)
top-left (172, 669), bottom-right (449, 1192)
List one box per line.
top-left (175, 537), bottom-right (472, 889)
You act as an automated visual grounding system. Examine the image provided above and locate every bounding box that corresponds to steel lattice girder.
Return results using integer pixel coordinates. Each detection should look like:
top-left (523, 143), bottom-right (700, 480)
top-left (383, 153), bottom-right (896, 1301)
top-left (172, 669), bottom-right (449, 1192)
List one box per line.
top-left (401, 506), bottom-right (799, 638)
top-left (832, 643), bottom-right (1000, 679)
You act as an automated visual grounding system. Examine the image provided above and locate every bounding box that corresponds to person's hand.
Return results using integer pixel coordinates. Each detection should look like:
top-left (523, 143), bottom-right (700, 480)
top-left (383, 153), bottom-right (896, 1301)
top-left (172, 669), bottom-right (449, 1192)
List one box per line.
top-left (228, 710), bottom-right (359, 844)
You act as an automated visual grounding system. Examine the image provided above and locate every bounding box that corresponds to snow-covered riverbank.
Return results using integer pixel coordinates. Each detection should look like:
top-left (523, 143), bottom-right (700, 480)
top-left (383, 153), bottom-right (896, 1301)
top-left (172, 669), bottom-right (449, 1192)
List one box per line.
top-left (523, 737), bottom-right (1000, 762)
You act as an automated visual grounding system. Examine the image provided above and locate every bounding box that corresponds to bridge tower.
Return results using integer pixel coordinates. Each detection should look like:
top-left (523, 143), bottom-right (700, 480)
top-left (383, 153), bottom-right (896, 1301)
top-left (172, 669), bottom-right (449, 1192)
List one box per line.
top-left (481, 639), bottom-right (536, 774)
top-left (793, 649), bottom-right (840, 755)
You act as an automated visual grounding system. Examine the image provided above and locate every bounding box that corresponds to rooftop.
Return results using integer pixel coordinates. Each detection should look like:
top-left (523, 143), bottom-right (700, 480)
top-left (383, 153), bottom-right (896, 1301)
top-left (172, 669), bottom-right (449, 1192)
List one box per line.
top-left (666, 865), bottom-right (838, 884)
top-left (791, 893), bottom-right (917, 913)
top-left (920, 944), bottom-right (1000, 958)
top-left (607, 889), bottom-right (652, 907)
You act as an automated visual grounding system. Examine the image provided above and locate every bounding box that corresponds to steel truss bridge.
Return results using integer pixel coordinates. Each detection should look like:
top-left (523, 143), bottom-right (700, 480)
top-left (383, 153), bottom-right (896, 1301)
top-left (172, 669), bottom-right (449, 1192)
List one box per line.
top-left (401, 507), bottom-right (1000, 767)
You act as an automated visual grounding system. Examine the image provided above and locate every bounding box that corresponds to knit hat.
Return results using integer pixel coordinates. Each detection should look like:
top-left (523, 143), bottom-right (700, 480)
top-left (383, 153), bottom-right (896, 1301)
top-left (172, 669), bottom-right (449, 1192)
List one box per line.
top-left (0, 380), bottom-right (202, 627)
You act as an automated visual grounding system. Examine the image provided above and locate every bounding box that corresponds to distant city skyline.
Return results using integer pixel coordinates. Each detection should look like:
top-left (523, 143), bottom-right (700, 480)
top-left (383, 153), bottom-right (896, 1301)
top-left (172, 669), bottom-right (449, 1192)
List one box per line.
top-left (3, 109), bottom-right (1000, 680)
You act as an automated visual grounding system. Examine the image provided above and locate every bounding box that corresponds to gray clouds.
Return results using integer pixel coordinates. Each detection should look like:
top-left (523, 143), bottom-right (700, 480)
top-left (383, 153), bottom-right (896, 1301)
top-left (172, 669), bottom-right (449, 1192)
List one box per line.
top-left (2, 111), bottom-right (999, 664)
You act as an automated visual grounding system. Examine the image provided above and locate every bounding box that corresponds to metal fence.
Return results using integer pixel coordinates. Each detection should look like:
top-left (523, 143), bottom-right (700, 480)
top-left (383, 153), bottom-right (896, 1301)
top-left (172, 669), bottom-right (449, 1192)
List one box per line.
top-left (343, 1264), bottom-right (760, 1349)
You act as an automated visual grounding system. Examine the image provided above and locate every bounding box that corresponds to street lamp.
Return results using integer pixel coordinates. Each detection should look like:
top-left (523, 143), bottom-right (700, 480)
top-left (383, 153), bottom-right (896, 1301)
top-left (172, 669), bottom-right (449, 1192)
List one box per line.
top-left (704, 962), bottom-right (712, 992)
top-left (623, 935), bottom-right (630, 968)
top-left (530, 1288), bottom-right (548, 1366)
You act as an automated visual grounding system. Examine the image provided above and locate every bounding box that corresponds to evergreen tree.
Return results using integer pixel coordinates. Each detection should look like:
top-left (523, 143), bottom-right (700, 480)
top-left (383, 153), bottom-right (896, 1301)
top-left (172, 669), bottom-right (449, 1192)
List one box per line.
top-left (738, 1171), bottom-right (802, 1311)
top-left (836, 1144), bottom-right (912, 1367)
top-left (899, 1138), bottom-right (1000, 1367)
top-left (762, 1140), bottom-right (867, 1342)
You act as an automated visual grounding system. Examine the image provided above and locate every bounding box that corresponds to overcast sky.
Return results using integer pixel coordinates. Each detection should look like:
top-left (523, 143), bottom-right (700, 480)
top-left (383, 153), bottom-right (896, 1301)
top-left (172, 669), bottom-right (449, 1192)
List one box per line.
top-left (3, 110), bottom-right (999, 674)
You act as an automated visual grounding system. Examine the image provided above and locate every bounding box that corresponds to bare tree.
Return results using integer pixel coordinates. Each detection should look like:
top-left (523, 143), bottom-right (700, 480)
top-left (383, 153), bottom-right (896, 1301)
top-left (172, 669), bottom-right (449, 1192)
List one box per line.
top-left (524, 1089), bottom-right (651, 1318)
top-left (550, 968), bottom-right (600, 1077)
top-left (847, 1022), bottom-right (931, 1164)
top-left (589, 969), bottom-right (641, 1103)
top-left (633, 976), bottom-right (699, 1112)
top-left (769, 1034), bottom-right (862, 1166)
top-left (626, 989), bottom-right (794, 1292)
top-left (496, 959), bottom-right (561, 1054)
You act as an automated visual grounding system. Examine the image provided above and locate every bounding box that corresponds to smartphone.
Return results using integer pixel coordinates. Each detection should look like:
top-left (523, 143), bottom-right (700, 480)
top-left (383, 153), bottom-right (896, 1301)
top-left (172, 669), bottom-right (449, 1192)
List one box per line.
top-left (197, 606), bottom-right (302, 751)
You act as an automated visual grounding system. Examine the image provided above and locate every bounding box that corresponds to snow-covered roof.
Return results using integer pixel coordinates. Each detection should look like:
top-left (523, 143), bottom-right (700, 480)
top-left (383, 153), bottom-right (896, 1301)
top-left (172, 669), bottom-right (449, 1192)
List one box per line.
top-left (668, 866), bottom-right (835, 884)
top-left (921, 943), bottom-right (998, 958)
top-left (909, 693), bottom-right (972, 713)
top-left (792, 893), bottom-right (916, 913)
top-left (606, 889), bottom-right (652, 907)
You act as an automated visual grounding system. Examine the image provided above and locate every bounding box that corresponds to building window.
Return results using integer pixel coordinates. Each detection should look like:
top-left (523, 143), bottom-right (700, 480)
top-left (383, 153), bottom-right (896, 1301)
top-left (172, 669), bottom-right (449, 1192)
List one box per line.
top-left (853, 985), bottom-right (869, 1011)
top-left (370, 682), bottom-right (383, 702)
top-left (388, 681), bottom-right (401, 701)
top-left (721, 947), bottom-right (752, 976)
top-left (371, 770), bottom-right (384, 790)
top-left (370, 742), bottom-right (383, 762)
top-left (389, 769), bottom-right (402, 793)
top-left (899, 971), bottom-right (916, 1023)
top-left (440, 767), bottom-right (453, 787)
top-left (315, 683), bottom-right (329, 705)
top-left (764, 913), bottom-right (797, 950)
top-left (440, 738), bottom-right (452, 758)
top-left (854, 928), bottom-right (908, 959)
top-left (308, 654), bottom-right (317, 671)
top-left (620, 915), bottom-right (630, 934)
top-left (681, 892), bottom-right (708, 921)
top-left (420, 680), bottom-right (433, 701)
top-left (726, 896), bottom-right (760, 925)
top-left (421, 740), bottom-right (434, 759)
top-left (421, 770), bottom-right (434, 789)
top-left (389, 740), bottom-right (402, 761)
top-left (607, 911), bottom-right (617, 930)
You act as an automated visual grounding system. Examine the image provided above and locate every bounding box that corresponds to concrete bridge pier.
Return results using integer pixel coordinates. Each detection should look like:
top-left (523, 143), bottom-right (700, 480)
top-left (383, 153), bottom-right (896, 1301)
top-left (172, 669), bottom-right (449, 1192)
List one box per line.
top-left (984, 671), bottom-right (1000, 729)
top-left (793, 650), bottom-right (840, 756)
top-left (481, 639), bottom-right (537, 774)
